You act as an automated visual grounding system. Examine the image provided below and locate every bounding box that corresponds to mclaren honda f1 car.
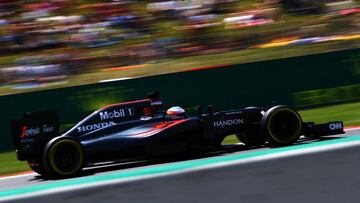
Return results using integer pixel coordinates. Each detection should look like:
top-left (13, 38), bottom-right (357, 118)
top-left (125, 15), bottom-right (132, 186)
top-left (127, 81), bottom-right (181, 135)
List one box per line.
top-left (11, 92), bottom-right (344, 177)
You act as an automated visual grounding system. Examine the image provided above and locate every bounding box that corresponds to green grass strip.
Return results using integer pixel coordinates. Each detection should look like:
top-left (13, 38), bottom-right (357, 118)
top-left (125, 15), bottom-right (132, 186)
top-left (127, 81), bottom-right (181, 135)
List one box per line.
top-left (0, 152), bottom-right (29, 175)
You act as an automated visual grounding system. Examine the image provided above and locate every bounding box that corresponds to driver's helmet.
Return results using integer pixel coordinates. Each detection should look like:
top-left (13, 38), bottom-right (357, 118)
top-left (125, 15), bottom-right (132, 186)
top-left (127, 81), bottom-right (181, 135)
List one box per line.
top-left (166, 106), bottom-right (185, 117)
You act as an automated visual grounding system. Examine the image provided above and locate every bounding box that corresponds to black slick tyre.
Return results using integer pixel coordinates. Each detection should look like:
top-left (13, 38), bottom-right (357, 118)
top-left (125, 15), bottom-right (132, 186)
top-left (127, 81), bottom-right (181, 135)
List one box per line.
top-left (27, 160), bottom-right (48, 176)
top-left (42, 137), bottom-right (84, 177)
top-left (236, 106), bottom-right (266, 147)
top-left (261, 105), bottom-right (302, 146)
top-left (236, 128), bottom-right (265, 147)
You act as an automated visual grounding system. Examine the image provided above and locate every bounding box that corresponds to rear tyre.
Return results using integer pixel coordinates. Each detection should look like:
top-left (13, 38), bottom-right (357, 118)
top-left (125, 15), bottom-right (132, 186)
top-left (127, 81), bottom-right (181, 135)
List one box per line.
top-left (27, 160), bottom-right (48, 176)
top-left (261, 106), bottom-right (302, 146)
top-left (43, 137), bottom-right (84, 177)
top-left (236, 107), bottom-right (265, 147)
top-left (236, 129), bottom-right (265, 147)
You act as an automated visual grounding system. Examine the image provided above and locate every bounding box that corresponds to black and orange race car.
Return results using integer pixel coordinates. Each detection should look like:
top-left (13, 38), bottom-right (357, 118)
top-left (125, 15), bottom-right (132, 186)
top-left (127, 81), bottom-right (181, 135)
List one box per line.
top-left (10, 92), bottom-right (344, 177)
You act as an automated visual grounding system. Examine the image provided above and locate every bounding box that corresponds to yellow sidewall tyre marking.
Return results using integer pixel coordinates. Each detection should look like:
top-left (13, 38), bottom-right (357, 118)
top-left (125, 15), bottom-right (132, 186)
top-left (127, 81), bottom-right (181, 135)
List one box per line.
top-left (48, 139), bottom-right (84, 176)
top-left (266, 108), bottom-right (302, 144)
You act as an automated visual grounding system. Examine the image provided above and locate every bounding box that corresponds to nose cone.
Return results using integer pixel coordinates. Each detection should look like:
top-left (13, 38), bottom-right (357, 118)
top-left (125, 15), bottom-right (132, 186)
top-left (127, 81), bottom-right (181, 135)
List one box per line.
top-left (167, 106), bottom-right (185, 115)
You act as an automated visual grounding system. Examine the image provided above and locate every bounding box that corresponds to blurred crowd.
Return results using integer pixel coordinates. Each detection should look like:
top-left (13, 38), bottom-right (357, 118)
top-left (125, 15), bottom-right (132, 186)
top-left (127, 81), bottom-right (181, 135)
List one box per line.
top-left (0, 0), bottom-right (359, 86)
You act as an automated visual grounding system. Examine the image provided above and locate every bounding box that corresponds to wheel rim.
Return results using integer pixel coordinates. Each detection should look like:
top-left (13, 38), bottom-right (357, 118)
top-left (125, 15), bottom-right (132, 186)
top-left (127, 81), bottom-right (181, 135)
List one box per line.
top-left (267, 109), bottom-right (302, 144)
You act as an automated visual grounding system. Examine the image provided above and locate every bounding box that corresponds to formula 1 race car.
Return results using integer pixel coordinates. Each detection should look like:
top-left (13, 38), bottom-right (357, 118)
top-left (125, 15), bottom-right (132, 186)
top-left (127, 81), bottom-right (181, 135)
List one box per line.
top-left (10, 92), bottom-right (344, 177)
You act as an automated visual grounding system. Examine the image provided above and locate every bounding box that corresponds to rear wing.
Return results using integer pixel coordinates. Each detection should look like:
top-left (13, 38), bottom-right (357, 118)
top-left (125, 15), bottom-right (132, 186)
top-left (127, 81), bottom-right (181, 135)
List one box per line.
top-left (10, 111), bottom-right (59, 160)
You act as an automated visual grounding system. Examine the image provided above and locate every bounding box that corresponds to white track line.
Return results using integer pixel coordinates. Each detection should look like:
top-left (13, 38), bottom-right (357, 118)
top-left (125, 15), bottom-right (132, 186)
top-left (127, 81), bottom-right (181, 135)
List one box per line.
top-left (0, 173), bottom-right (35, 181)
top-left (98, 77), bottom-right (136, 83)
top-left (344, 127), bottom-right (360, 131)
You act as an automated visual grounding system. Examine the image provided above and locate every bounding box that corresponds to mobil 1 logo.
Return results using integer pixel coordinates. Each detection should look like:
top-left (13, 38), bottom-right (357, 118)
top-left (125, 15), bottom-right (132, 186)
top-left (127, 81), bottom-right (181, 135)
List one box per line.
top-left (99, 108), bottom-right (135, 120)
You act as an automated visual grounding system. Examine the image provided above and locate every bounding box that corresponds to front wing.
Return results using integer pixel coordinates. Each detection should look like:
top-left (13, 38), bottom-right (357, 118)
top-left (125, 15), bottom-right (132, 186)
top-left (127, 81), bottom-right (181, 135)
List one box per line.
top-left (303, 121), bottom-right (344, 137)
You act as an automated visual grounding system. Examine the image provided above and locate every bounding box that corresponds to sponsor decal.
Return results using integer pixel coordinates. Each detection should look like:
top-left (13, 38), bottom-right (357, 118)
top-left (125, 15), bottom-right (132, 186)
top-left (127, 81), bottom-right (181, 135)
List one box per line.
top-left (20, 124), bottom-right (55, 139)
top-left (99, 108), bottom-right (135, 120)
top-left (329, 122), bottom-right (343, 130)
top-left (43, 124), bottom-right (54, 133)
top-left (143, 107), bottom-right (152, 116)
top-left (151, 100), bottom-right (162, 106)
top-left (20, 126), bottom-right (27, 139)
top-left (140, 116), bottom-right (152, 121)
top-left (213, 118), bottom-right (244, 128)
top-left (21, 126), bottom-right (40, 138)
top-left (77, 121), bottom-right (116, 133)
top-left (225, 111), bottom-right (243, 115)
top-left (20, 138), bottom-right (35, 143)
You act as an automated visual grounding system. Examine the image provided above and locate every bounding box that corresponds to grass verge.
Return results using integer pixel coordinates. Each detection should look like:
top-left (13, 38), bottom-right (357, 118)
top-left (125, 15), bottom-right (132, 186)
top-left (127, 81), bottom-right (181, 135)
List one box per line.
top-left (0, 151), bottom-right (30, 176)
top-left (1, 101), bottom-right (360, 176)
top-left (299, 102), bottom-right (360, 126)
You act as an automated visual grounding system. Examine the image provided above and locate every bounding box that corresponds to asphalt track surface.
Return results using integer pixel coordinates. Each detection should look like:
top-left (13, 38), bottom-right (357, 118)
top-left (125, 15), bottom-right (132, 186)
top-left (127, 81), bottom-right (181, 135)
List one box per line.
top-left (2, 129), bottom-right (360, 202)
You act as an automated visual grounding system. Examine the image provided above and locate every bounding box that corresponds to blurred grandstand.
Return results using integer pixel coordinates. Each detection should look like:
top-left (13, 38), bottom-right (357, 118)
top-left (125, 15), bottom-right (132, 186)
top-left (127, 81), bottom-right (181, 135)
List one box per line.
top-left (0, 0), bottom-right (359, 93)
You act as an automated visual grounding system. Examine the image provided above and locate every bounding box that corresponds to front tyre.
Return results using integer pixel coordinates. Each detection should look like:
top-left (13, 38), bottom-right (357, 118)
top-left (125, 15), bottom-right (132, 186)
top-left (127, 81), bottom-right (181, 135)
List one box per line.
top-left (261, 106), bottom-right (302, 146)
top-left (43, 137), bottom-right (84, 177)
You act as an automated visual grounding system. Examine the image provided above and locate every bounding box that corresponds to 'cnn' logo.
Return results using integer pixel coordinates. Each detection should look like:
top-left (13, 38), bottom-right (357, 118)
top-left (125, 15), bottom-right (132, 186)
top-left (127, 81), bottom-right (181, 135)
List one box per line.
top-left (329, 123), bottom-right (342, 130)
